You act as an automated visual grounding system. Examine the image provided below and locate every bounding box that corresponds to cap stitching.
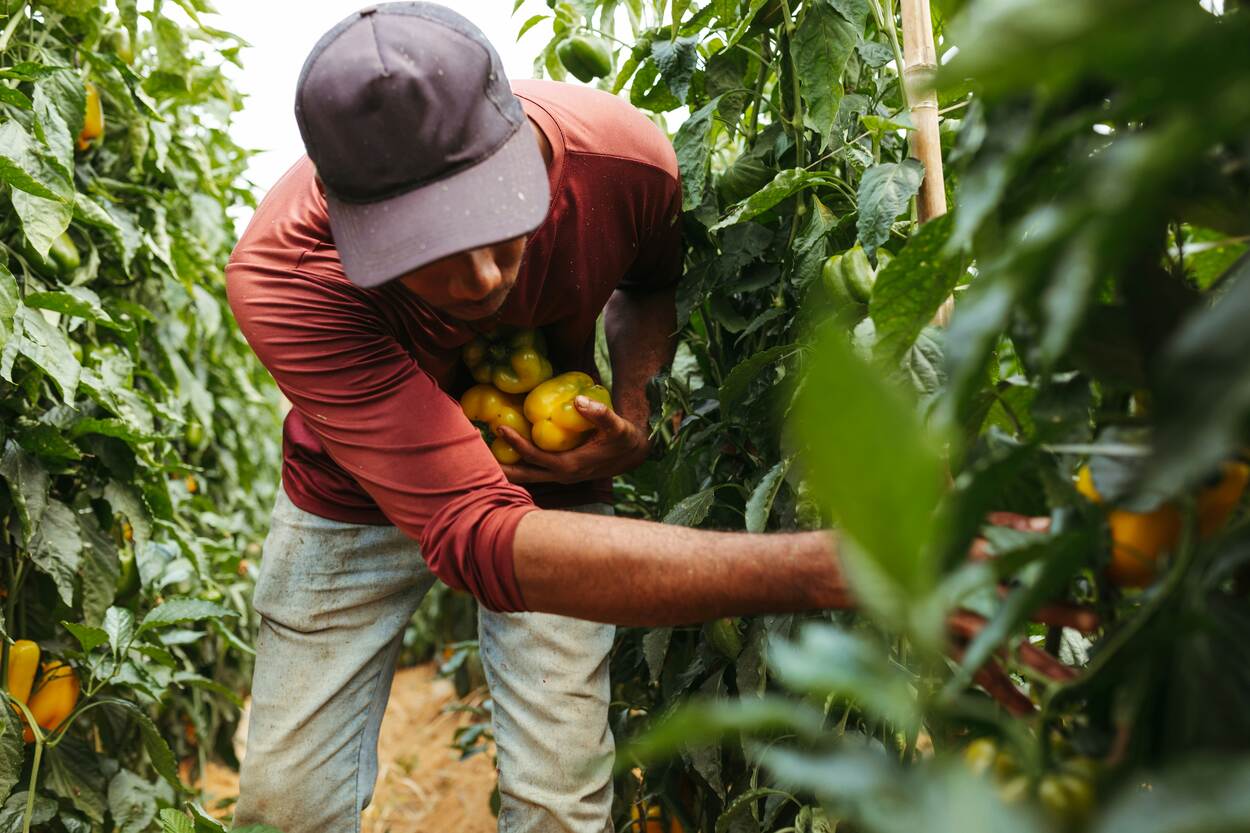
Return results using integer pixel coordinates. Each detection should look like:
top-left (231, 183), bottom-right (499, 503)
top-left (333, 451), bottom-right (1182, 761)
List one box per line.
top-left (366, 15), bottom-right (389, 75)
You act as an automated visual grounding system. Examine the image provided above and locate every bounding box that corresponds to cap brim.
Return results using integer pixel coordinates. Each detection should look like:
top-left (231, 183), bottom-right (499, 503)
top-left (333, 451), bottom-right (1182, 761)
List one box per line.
top-left (325, 125), bottom-right (551, 288)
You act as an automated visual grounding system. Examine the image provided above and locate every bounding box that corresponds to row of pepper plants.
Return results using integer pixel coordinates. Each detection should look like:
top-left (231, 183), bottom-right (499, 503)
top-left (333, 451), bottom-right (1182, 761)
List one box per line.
top-left (513, 0), bottom-right (1250, 831)
top-left (0, 1), bottom-right (283, 831)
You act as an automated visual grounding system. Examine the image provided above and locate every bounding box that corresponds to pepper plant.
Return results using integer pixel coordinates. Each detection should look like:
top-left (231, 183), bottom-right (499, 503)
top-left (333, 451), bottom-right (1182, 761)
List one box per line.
top-left (0, 1), bottom-right (282, 831)
top-left (511, 1), bottom-right (1250, 832)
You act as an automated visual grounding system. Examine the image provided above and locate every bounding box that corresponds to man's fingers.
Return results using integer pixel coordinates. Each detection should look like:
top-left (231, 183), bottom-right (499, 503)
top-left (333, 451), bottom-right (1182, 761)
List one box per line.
top-left (1024, 601), bottom-right (1101, 633)
top-left (1016, 641), bottom-right (1078, 682)
top-left (949, 643), bottom-right (1037, 717)
top-left (986, 512), bottom-right (1051, 532)
top-left (947, 609), bottom-right (987, 640)
top-left (947, 608), bottom-right (1079, 682)
top-left (495, 426), bottom-right (568, 470)
top-left (574, 395), bottom-right (629, 434)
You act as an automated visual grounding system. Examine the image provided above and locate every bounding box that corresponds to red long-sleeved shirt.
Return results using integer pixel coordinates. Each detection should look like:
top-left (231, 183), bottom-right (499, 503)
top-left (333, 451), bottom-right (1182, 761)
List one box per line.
top-left (226, 80), bottom-right (681, 611)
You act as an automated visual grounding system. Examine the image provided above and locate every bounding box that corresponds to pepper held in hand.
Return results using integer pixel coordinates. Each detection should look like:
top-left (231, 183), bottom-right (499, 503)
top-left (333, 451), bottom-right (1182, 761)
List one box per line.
top-left (524, 372), bottom-right (613, 452)
top-left (463, 327), bottom-right (553, 394)
top-left (461, 385), bottom-right (533, 464)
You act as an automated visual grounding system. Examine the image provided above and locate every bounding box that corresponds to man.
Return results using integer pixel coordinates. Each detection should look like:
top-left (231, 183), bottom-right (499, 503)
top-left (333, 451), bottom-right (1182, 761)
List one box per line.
top-left (225, 4), bottom-right (1054, 833)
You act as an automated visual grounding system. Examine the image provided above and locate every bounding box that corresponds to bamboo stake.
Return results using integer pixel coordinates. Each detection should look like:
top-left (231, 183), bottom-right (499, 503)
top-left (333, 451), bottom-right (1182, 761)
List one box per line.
top-left (899, 0), bottom-right (954, 325)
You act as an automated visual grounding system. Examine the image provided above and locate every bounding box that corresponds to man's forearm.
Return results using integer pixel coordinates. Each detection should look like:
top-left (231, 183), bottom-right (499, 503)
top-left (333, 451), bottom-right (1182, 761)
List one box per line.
top-left (603, 287), bottom-right (677, 429)
top-left (512, 510), bottom-right (850, 626)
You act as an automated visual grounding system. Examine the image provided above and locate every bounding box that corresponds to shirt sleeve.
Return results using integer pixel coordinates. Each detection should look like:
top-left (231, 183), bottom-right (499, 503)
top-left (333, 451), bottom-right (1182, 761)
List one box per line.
top-left (617, 183), bottom-right (683, 294)
top-left (226, 265), bottom-right (538, 612)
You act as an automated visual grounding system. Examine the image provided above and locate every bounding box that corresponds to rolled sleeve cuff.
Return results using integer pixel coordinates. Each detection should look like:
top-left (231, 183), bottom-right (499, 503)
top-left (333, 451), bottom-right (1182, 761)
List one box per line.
top-left (418, 485), bottom-right (540, 613)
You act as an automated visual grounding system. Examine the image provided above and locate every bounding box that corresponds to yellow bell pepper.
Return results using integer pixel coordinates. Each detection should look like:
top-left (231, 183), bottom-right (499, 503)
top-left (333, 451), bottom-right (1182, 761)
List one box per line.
top-left (77, 81), bottom-right (104, 151)
top-left (6, 640), bottom-right (40, 705)
top-left (523, 371), bottom-right (613, 452)
top-left (463, 328), bottom-right (553, 394)
top-left (24, 661), bottom-right (79, 743)
top-left (1076, 462), bottom-right (1248, 588)
top-left (1196, 461), bottom-right (1249, 538)
top-left (460, 384), bottom-right (533, 465)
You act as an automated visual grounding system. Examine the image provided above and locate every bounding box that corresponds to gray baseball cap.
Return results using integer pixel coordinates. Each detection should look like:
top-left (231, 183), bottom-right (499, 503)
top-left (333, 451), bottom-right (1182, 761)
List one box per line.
top-left (294, 3), bottom-right (551, 288)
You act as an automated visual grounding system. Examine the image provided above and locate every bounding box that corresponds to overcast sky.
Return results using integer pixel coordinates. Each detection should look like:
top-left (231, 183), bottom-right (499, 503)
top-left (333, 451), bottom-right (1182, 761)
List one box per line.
top-left (210, 0), bottom-right (554, 220)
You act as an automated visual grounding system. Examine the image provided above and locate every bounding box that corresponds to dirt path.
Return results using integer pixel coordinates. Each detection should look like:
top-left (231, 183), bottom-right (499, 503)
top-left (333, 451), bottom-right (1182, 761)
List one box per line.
top-left (199, 663), bottom-right (498, 833)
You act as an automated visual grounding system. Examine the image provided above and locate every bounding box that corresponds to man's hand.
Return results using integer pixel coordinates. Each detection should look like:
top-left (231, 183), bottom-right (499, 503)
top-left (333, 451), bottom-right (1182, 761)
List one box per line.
top-left (496, 395), bottom-right (650, 484)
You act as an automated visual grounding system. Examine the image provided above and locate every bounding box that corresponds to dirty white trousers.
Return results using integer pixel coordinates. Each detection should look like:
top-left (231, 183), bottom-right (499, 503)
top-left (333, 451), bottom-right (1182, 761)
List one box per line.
top-left (232, 489), bottom-right (616, 833)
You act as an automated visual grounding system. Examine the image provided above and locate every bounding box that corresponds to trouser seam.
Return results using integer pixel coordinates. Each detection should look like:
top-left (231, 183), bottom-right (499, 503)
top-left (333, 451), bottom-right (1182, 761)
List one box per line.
top-left (353, 631), bottom-right (403, 832)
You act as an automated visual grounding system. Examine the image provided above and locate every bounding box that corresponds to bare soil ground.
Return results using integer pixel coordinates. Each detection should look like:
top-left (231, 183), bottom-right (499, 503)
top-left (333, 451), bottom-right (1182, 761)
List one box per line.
top-left (197, 663), bottom-right (498, 833)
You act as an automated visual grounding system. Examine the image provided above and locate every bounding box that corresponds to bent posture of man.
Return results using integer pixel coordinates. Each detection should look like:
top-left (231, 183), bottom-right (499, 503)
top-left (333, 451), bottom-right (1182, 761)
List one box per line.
top-left (226, 4), bottom-right (851, 832)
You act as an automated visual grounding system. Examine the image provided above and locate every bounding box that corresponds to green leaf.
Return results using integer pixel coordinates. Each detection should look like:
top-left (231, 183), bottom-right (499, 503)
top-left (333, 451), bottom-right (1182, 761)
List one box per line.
top-left (102, 699), bottom-right (181, 792)
top-left (663, 486), bottom-right (721, 527)
top-left (0, 441), bottom-right (51, 545)
top-left (869, 214), bottom-right (967, 366)
top-left (793, 4), bottom-right (858, 140)
top-left (4, 306), bottom-right (82, 401)
top-left (715, 788), bottom-right (798, 833)
top-left (108, 770), bottom-right (161, 833)
top-left (1145, 253), bottom-right (1250, 497)
top-left (1093, 757), bottom-right (1250, 833)
top-left (760, 749), bottom-right (1044, 833)
top-left (79, 516), bottom-right (121, 626)
top-left (159, 809), bottom-right (196, 833)
top-left (642, 627), bottom-right (672, 684)
top-left (673, 97), bottom-right (719, 211)
top-left (44, 737), bottom-right (109, 823)
top-left (12, 190), bottom-right (74, 263)
top-left (719, 344), bottom-right (798, 412)
top-left (825, 0), bottom-right (869, 26)
top-left (29, 500), bottom-right (83, 607)
top-left (650, 36), bottom-right (699, 102)
top-left (170, 672), bottom-right (244, 708)
top-left (712, 169), bottom-right (828, 231)
top-left (152, 14), bottom-right (191, 82)
top-left (516, 13), bottom-right (547, 39)
top-left (856, 160), bottom-right (924, 257)
top-left (0, 791), bottom-right (57, 833)
top-left (745, 458), bottom-right (792, 533)
top-left (105, 481), bottom-right (152, 553)
top-left (39, 0), bottom-right (98, 16)
top-left (15, 421), bottom-right (81, 466)
top-left (103, 605), bottom-right (136, 656)
top-left (73, 193), bottom-right (140, 270)
top-left (138, 597), bottom-right (239, 632)
top-left (25, 288), bottom-right (119, 329)
top-left (0, 708), bottom-right (25, 801)
top-left (726, 0), bottom-right (772, 47)
top-left (619, 696), bottom-right (826, 770)
top-left (794, 330), bottom-right (947, 640)
top-left (0, 87), bottom-right (32, 109)
top-left (63, 620), bottom-right (110, 652)
top-left (0, 119), bottom-right (73, 205)
top-left (770, 624), bottom-right (919, 730)
top-left (0, 262), bottom-right (19, 348)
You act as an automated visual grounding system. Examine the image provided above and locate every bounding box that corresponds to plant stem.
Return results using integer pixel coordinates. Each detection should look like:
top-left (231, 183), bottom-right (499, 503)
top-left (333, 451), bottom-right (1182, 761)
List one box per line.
top-left (868, 0), bottom-right (910, 110)
top-left (745, 38), bottom-right (770, 145)
top-left (21, 737), bottom-right (43, 833)
top-left (775, 0), bottom-right (806, 164)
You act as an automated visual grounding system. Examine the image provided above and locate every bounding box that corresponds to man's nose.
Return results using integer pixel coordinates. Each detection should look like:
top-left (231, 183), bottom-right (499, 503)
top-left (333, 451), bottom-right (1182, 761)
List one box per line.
top-left (449, 251), bottom-right (502, 301)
